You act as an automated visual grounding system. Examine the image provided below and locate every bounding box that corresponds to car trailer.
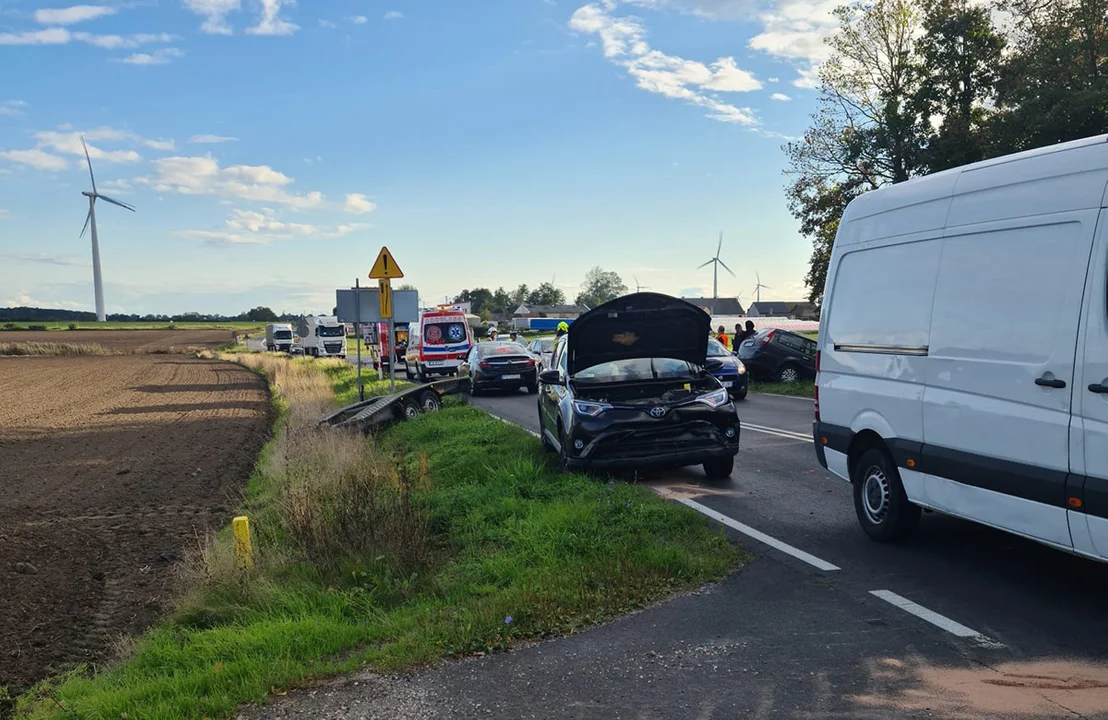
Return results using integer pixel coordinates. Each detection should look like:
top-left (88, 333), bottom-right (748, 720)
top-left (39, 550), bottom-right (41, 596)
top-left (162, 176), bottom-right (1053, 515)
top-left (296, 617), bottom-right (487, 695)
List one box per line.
top-left (313, 376), bottom-right (471, 432)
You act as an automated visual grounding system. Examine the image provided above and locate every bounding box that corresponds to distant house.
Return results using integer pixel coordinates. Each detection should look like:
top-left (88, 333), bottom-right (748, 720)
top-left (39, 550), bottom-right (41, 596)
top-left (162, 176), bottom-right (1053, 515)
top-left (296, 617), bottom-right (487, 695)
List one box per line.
top-left (680, 297), bottom-right (746, 316)
top-left (787, 302), bottom-right (820, 321)
top-left (512, 304), bottom-right (587, 319)
top-left (747, 301), bottom-right (819, 320)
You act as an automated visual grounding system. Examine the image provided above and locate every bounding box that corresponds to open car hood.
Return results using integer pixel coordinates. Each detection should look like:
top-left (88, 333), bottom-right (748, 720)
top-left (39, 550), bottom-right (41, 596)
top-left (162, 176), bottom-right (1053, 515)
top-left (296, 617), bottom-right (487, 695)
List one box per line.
top-left (567, 293), bottom-right (711, 376)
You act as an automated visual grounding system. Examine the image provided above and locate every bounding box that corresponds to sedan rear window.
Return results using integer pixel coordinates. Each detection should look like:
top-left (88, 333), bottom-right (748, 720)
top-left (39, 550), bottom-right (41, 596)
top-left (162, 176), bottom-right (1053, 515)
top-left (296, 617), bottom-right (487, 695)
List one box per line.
top-left (574, 358), bottom-right (697, 383)
top-left (477, 341), bottom-right (527, 357)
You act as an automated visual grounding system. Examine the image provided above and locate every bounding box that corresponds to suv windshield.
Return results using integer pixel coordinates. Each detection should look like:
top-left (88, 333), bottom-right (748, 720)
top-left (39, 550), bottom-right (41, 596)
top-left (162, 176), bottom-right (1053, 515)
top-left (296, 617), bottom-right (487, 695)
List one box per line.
top-left (707, 339), bottom-right (730, 357)
top-left (574, 358), bottom-right (697, 383)
top-left (319, 326), bottom-right (344, 337)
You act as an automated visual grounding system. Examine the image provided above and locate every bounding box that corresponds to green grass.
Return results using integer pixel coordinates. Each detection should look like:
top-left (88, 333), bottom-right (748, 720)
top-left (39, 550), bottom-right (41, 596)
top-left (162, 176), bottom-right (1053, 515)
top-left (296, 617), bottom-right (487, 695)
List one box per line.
top-left (14, 358), bottom-right (742, 719)
top-left (316, 358), bottom-right (414, 406)
top-left (750, 379), bottom-right (815, 398)
top-left (0, 321), bottom-right (266, 332)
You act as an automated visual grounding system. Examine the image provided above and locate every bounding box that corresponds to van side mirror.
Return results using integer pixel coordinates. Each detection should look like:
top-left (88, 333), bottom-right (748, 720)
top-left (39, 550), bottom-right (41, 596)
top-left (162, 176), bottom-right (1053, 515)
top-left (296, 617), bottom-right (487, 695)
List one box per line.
top-left (539, 369), bottom-right (564, 386)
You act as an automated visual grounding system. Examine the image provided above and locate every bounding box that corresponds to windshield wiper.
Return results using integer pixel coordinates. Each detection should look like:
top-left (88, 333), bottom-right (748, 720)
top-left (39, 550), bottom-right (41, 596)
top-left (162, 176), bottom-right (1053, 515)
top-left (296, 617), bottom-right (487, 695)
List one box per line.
top-left (650, 358), bottom-right (658, 380)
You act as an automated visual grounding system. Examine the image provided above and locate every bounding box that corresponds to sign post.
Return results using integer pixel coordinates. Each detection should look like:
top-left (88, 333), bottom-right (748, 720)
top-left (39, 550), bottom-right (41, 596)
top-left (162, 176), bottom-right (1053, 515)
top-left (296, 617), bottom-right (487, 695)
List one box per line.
top-left (354, 278), bottom-right (364, 402)
top-left (369, 246), bottom-right (404, 394)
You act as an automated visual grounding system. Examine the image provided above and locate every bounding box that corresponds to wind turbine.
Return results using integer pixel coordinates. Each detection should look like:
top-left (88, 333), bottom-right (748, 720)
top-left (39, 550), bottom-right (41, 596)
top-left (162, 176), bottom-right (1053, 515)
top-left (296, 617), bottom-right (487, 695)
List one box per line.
top-left (634, 275), bottom-right (650, 293)
top-left (696, 231), bottom-right (734, 300)
top-left (79, 136), bottom-right (135, 322)
top-left (751, 272), bottom-right (771, 304)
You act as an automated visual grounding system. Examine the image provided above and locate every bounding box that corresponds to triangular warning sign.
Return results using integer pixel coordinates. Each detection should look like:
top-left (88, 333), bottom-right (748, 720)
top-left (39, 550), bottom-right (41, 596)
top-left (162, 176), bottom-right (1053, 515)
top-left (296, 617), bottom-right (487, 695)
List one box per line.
top-left (369, 246), bottom-right (404, 279)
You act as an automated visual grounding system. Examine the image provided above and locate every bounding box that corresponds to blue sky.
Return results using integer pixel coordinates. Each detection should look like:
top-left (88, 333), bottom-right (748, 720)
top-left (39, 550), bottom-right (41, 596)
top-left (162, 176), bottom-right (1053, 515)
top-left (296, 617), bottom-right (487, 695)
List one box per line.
top-left (0, 0), bottom-right (839, 315)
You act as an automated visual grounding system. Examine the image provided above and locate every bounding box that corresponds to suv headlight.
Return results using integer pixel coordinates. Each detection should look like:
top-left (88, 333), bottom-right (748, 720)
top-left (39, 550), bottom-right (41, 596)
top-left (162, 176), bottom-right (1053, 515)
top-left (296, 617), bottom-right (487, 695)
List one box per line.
top-left (735, 359), bottom-right (747, 375)
top-left (573, 400), bottom-right (612, 417)
top-left (696, 388), bottom-right (730, 408)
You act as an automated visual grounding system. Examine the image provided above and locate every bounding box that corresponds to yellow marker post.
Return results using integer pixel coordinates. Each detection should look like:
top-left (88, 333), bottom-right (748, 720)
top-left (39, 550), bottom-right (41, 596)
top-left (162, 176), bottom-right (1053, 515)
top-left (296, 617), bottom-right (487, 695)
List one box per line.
top-left (232, 516), bottom-right (253, 570)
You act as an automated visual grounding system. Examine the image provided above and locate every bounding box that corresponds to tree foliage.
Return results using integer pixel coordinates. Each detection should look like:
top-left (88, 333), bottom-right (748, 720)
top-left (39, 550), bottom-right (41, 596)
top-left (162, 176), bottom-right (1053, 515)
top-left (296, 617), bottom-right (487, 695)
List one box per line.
top-left (245, 306), bottom-right (279, 322)
top-left (575, 267), bottom-right (627, 308)
top-left (785, 0), bottom-right (1106, 307)
top-left (526, 282), bottom-right (566, 306)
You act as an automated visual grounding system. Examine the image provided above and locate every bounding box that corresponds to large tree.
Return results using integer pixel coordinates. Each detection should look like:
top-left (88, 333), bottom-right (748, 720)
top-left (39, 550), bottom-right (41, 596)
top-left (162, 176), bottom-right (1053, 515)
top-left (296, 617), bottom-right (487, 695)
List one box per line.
top-left (453, 288), bottom-right (493, 315)
top-left (783, 0), bottom-right (925, 307)
top-left (991, 0), bottom-right (1108, 151)
top-left (575, 267), bottom-right (627, 308)
top-left (245, 306), bottom-right (278, 322)
top-left (526, 282), bottom-right (566, 306)
top-left (912, 0), bottom-right (1006, 172)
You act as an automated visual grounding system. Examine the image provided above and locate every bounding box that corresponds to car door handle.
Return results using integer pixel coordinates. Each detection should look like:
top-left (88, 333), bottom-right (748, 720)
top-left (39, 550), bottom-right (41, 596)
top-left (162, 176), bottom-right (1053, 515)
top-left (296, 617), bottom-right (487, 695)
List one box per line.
top-left (1035, 376), bottom-right (1067, 389)
top-left (1090, 383), bottom-right (1108, 394)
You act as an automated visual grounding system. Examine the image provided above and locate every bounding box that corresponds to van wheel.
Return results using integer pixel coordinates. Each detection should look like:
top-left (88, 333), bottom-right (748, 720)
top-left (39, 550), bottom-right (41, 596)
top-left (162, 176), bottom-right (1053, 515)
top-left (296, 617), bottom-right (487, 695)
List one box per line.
top-left (852, 448), bottom-right (920, 542)
top-left (538, 402), bottom-right (555, 453)
top-left (778, 364), bottom-right (800, 384)
top-left (703, 455), bottom-right (734, 480)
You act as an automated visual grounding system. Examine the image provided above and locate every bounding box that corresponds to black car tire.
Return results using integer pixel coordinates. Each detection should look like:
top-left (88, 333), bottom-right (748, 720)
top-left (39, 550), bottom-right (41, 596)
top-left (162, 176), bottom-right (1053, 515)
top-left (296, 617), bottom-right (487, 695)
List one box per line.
top-left (852, 448), bottom-right (921, 542)
top-left (735, 388), bottom-right (748, 401)
top-left (557, 424), bottom-right (571, 471)
top-left (703, 455), bottom-right (734, 480)
top-left (469, 381), bottom-right (481, 397)
top-left (404, 364), bottom-right (415, 381)
top-left (778, 363), bottom-right (801, 384)
top-left (417, 365), bottom-right (428, 384)
top-left (526, 381), bottom-right (539, 395)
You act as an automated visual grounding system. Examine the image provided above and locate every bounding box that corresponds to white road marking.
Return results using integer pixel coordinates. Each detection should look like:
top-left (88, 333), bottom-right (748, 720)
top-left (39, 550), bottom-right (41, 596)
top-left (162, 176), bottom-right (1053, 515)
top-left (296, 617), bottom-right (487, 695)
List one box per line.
top-left (483, 411), bottom-right (541, 439)
top-left (869, 590), bottom-right (1005, 648)
top-left (752, 392), bottom-right (815, 403)
top-left (656, 490), bottom-right (840, 572)
top-left (743, 422), bottom-right (811, 442)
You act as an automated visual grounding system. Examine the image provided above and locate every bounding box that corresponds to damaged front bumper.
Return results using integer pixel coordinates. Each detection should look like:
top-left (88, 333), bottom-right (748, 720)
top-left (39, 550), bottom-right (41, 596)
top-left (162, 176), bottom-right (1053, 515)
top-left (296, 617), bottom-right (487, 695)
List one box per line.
top-left (564, 417), bottom-right (740, 471)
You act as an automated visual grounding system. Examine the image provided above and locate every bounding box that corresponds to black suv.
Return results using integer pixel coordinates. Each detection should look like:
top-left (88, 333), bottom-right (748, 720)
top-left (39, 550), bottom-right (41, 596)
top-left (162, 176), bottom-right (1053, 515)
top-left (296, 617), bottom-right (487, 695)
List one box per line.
top-left (537, 293), bottom-right (740, 479)
top-left (735, 328), bottom-right (816, 383)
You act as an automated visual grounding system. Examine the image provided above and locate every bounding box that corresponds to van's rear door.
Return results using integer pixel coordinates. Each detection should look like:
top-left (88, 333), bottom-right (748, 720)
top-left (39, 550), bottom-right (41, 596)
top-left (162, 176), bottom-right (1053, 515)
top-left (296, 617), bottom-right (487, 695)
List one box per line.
top-left (1074, 209), bottom-right (1108, 559)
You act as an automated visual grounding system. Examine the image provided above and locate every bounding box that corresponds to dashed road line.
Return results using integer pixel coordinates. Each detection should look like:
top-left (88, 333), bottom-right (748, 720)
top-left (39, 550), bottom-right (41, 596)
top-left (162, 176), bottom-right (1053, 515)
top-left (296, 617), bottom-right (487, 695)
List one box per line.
top-left (656, 490), bottom-right (840, 572)
top-left (742, 422), bottom-right (811, 442)
top-left (870, 590), bottom-right (1005, 648)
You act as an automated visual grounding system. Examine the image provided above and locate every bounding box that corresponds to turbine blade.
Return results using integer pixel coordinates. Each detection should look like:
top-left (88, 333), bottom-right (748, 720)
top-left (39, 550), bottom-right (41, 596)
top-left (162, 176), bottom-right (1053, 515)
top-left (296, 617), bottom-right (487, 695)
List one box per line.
top-left (80, 208), bottom-right (92, 239)
top-left (81, 135), bottom-right (97, 194)
top-left (96, 193), bottom-right (136, 212)
top-left (697, 259), bottom-right (715, 269)
top-left (717, 231), bottom-right (723, 257)
top-left (718, 259), bottom-right (736, 277)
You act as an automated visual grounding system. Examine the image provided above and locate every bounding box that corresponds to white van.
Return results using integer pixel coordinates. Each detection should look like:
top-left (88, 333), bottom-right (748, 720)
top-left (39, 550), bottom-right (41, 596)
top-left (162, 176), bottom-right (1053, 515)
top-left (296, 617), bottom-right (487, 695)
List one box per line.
top-left (814, 134), bottom-right (1108, 562)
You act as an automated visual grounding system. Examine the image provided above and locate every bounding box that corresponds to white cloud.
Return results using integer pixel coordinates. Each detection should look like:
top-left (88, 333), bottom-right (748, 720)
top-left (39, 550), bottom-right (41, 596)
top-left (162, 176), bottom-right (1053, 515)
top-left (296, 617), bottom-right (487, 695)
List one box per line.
top-left (569, 3), bottom-right (759, 125)
top-left (225, 207), bottom-right (318, 234)
top-left (143, 138), bottom-right (176, 150)
top-left (33, 129), bottom-right (143, 163)
top-left (343, 193), bottom-right (376, 215)
top-left (746, 0), bottom-right (839, 88)
top-left (247, 0), bottom-right (299, 36)
top-left (770, 92), bottom-right (790, 101)
top-left (189, 134), bottom-right (238, 144)
top-left (383, 10), bottom-right (405, 20)
top-left (0, 252), bottom-right (87, 266)
top-left (0, 27), bottom-right (73, 45)
top-left (318, 19), bottom-right (336, 28)
top-left (175, 207), bottom-right (358, 246)
top-left (119, 48), bottom-right (185, 65)
top-left (0, 148), bottom-right (68, 171)
top-left (143, 155), bottom-right (325, 209)
top-left (0, 100), bottom-right (27, 117)
top-left (349, 15), bottom-right (368, 24)
top-left (175, 229), bottom-right (272, 245)
top-left (0, 27), bottom-right (178, 48)
top-left (183, 0), bottom-right (241, 35)
top-left (35, 5), bottom-right (118, 25)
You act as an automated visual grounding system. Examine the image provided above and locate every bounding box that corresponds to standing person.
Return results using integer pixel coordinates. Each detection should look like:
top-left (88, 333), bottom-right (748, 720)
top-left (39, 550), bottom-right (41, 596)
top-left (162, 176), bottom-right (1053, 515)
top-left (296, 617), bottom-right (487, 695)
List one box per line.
top-left (556, 321), bottom-right (569, 340)
top-left (736, 320), bottom-right (756, 345)
top-left (716, 325), bottom-right (730, 351)
top-left (487, 328), bottom-right (499, 342)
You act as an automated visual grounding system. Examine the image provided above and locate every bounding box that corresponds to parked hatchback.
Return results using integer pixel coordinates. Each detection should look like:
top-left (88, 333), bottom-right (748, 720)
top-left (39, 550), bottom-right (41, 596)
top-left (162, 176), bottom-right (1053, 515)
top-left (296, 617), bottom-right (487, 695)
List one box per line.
top-left (736, 328), bottom-right (816, 383)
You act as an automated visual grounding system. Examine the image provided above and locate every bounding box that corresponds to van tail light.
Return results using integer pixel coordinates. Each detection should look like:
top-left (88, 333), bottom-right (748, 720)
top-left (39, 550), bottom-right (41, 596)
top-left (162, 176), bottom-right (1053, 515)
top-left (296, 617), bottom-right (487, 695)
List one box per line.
top-left (816, 350), bottom-right (821, 374)
top-left (814, 383), bottom-right (820, 421)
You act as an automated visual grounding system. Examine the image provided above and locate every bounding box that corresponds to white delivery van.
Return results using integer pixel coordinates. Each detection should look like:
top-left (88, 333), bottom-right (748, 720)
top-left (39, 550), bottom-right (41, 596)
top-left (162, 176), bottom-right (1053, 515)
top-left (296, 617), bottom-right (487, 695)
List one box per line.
top-left (814, 134), bottom-right (1108, 562)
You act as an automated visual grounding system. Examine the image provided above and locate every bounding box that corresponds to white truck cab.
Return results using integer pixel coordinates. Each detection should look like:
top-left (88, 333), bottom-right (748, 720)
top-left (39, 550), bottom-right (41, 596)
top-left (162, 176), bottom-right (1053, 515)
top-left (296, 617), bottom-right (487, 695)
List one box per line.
top-left (298, 315), bottom-right (347, 358)
top-left (265, 323), bottom-right (294, 353)
top-left (815, 133), bottom-right (1108, 563)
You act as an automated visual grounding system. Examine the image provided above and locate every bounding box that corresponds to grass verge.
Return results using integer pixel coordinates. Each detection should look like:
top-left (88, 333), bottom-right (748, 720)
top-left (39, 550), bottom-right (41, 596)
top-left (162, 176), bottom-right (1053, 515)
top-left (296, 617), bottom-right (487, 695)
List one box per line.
top-left (750, 379), bottom-right (815, 398)
top-left (0, 342), bottom-right (120, 356)
top-left (14, 354), bottom-right (742, 719)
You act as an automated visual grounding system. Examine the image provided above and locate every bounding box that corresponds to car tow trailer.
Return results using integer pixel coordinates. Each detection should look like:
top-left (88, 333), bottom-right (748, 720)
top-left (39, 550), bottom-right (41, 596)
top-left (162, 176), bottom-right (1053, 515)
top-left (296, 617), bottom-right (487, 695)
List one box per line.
top-left (313, 376), bottom-right (471, 432)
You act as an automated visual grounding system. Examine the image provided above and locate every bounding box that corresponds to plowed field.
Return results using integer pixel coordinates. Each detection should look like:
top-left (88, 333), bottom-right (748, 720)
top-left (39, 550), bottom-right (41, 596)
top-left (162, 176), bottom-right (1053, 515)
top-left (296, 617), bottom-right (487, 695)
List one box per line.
top-left (0, 330), bottom-right (235, 352)
top-left (0, 355), bottom-right (269, 693)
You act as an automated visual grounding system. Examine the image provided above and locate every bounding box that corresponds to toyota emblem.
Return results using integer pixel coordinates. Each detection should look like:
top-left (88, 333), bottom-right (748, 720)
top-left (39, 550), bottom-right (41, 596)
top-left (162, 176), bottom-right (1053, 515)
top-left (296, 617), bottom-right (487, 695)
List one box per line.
top-left (649, 407), bottom-right (667, 418)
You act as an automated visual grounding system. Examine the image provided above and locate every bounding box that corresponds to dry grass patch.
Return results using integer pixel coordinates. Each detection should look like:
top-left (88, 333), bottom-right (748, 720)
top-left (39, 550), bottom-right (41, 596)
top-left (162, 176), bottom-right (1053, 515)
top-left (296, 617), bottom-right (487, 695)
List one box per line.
top-left (0, 342), bottom-right (120, 356)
